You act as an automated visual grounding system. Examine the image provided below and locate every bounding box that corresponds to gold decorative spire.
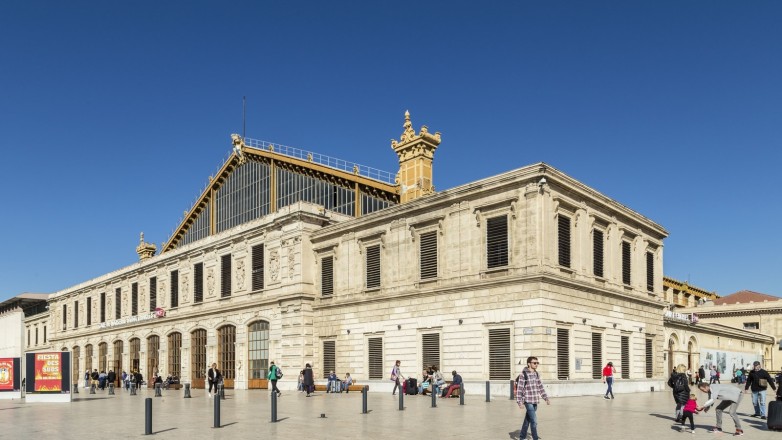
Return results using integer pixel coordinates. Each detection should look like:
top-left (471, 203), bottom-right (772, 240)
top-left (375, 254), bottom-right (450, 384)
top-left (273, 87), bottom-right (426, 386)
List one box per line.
top-left (390, 111), bottom-right (442, 203)
top-left (136, 232), bottom-right (157, 261)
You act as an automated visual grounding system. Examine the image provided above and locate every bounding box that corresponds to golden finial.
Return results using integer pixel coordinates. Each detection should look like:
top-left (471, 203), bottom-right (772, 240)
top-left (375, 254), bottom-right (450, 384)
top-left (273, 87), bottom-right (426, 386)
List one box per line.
top-left (139, 232), bottom-right (145, 245)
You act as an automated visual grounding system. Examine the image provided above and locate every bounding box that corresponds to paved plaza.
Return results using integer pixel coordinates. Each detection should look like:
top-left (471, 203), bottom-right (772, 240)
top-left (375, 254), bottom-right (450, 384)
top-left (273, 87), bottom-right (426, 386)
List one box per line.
top-left (1, 385), bottom-right (780, 439)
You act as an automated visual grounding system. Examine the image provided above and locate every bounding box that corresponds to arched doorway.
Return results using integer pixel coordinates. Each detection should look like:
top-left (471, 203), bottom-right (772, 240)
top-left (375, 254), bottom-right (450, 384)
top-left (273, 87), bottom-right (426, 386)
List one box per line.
top-left (191, 329), bottom-right (207, 389)
top-left (98, 342), bottom-right (108, 372)
top-left (130, 338), bottom-right (141, 374)
top-left (667, 336), bottom-right (676, 375)
top-left (248, 321), bottom-right (269, 389)
top-left (112, 340), bottom-right (123, 387)
top-left (85, 344), bottom-right (94, 373)
top-left (147, 335), bottom-right (160, 388)
top-left (72, 346), bottom-right (81, 386)
top-left (218, 325), bottom-right (236, 389)
top-left (168, 332), bottom-right (182, 380)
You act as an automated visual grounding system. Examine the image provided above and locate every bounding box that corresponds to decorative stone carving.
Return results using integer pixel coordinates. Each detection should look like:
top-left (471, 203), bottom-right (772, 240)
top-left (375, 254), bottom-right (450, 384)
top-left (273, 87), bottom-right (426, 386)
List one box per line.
top-left (207, 268), bottom-right (215, 297)
top-left (140, 285), bottom-right (146, 311)
top-left (287, 247), bottom-right (295, 279)
top-left (122, 291), bottom-right (129, 312)
top-left (269, 250), bottom-right (280, 281)
top-left (159, 280), bottom-right (166, 307)
top-left (182, 274), bottom-right (190, 303)
top-left (236, 259), bottom-right (245, 290)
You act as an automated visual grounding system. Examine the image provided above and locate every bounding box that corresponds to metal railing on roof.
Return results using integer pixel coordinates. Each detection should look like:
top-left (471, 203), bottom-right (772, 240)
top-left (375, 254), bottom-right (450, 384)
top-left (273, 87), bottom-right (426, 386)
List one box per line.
top-left (244, 137), bottom-right (396, 185)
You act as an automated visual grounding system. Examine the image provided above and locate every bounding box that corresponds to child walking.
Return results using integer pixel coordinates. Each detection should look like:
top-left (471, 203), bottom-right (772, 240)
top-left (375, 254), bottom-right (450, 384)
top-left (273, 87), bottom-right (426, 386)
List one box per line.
top-left (680, 393), bottom-right (700, 433)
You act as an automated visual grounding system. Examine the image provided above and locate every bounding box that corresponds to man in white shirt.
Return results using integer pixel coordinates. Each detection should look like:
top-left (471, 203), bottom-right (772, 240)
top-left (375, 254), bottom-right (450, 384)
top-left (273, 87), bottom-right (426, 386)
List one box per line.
top-left (698, 382), bottom-right (743, 436)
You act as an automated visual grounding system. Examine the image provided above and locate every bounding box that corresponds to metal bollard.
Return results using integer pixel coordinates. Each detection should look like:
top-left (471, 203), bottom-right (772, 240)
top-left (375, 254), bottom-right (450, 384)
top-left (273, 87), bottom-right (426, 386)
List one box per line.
top-left (362, 386), bottom-right (368, 414)
top-left (431, 386), bottom-right (437, 408)
top-left (90, 384), bottom-right (96, 394)
top-left (73, 383), bottom-right (79, 394)
top-left (398, 386), bottom-right (404, 410)
top-left (220, 383), bottom-right (225, 400)
top-left (130, 383), bottom-right (137, 396)
top-left (109, 383), bottom-right (115, 395)
top-left (213, 389), bottom-right (221, 428)
top-left (145, 398), bottom-right (152, 435)
top-left (271, 388), bottom-right (278, 422)
top-left (460, 383), bottom-right (464, 405)
top-left (184, 383), bottom-right (191, 398)
top-left (485, 381), bottom-right (490, 402)
top-left (509, 380), bottom-right (514, 400)
top-left (154, 383), bottom-right (162, 397)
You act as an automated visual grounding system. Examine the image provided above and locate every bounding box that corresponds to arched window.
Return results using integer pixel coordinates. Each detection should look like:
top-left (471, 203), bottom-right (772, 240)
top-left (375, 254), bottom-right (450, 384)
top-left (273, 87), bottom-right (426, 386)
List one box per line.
top-left (98, 342), bottom-right (108, 372)
top-left (191, 329), bottom-right (207, 389)
top-left (85, 344), bottom-right (94, 372)
top-left (113, 340), bottom-right (124, 384)
top-left (248, 321), bottom-right (269, 389)
top-left (72, 346), bottom-right (81, 384)
top-left (130, 338), bottom-right (141, 373)
top-left (168, 332), bottom-right (182, 378)
top-left (218, 325), bottom-right (236, 388)
top-left (147, 335), bottom-right (160, 386)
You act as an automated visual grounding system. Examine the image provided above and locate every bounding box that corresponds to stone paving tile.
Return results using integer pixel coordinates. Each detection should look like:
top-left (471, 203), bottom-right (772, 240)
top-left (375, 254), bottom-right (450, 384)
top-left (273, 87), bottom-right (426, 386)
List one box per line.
top-left (1, 385), bottom-right (780, 439)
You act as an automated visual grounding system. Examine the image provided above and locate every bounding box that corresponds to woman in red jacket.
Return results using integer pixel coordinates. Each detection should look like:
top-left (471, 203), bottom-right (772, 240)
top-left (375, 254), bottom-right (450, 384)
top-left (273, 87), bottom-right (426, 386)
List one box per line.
top-left (602, 362), bottom-right (617, 399)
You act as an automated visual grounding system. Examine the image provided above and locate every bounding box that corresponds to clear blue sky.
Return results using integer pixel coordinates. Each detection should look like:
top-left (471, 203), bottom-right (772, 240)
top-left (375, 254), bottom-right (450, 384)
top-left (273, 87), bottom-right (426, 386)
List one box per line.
top-left (1, 1), bottom-right (780, 303)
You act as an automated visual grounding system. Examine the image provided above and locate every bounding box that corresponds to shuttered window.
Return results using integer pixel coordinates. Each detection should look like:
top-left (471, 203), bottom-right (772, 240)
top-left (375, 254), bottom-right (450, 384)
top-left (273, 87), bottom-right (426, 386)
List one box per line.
top-left (366, 245), bottom-right (381, 289)
top-left (486, 215), bottom-right (508, 268)
top-left (621, 336), bottom-right (630, 379)
top-left (149, 277), bottom-right (157, 310)
top-left (193, 264), bottom-right (203, 303)
top-left (251, 244), bottom-right (264, 291)
top-left (422, 333), bottom-right (441, 372)
top-left (323, 340), bottom-right (336, 379)
top-left (131, 283), bottom-right (138, 316)
top-left (87, 297), bottom-right (92, 325)
top-left (419, 231), bottom-right (438, 280)
top-left (74, 301), bottom-right (79, 328)
top-left (115, 288), bottom-right (121, 319)
top-left (558, 214), bottom-right (571, 268)
top-left (622, 241), bottom-right (631, 285)
top-left (645, 338), bottom-right (653, 378)
top-left (368, 337), bottom-right (383, 380)
top-left (321, 256), bottom-right (334, 296)
top-left (100, 292), bottom-right (106, 323)
top-left (593, 229), bottom-right (604, 277)
top-left (646, 251), bottom-right (654, 292)
top-left (592, 333), bottom-right (602, 379)
top-left (488, 328), bottom-right (511, 380)
top-left (557, 328), bottom-right (570, 380)
top-left (170, 270), bottom-right (179, 308)
top-left (221, 254), bottom-right (232, 298)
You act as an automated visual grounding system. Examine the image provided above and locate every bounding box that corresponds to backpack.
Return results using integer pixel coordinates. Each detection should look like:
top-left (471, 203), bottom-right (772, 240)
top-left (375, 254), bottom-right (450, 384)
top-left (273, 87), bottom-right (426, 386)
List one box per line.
top-left (674, 374), bottom-right (688, 393)
top-left (276, 367), bottom-right (283, 379)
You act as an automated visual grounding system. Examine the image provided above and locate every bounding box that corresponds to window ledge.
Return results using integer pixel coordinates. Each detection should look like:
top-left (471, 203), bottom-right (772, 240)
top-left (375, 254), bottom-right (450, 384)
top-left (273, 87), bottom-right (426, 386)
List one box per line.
top-left (363, 287), bottom-right (381, 294)
top-left (481, 267), bottom-right (509, 279)
top-left (558, 266), bottom-right (574, 274)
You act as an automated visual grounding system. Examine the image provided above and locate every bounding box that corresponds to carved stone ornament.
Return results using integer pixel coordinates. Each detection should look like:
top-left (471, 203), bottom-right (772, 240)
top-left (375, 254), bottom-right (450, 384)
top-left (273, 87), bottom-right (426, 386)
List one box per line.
top-left (207, 268), bottom-right (216, 297)
top-left (269, 250), bottom-right (280, 281)
top-left (182, 274), bottom-right (190, 302)
top-left (287, 247), bottom-right (295, 279)
top-left (122, 291), bottom-right (129, 312)
top-left (236, 259), bottom-right (246, 290)
top-left (79, 301), bottom-right (85, 320)
top-left (158, 280), bottom-right (167, 307)
top-left (140, 285), bottom-right (146, 310)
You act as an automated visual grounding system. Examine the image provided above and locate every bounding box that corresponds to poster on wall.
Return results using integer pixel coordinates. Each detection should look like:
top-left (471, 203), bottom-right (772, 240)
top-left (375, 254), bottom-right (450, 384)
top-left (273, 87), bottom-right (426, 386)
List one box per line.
top-left (701, 348), bottom-right (761, 374)
top-left (25, 352), bottom-right (71, 394)
top-left (0, 358), bottom-right (16, 391)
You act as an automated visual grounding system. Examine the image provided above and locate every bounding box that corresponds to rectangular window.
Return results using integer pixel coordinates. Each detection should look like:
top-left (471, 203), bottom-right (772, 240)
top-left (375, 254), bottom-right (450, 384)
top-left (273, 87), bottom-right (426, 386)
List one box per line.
top-left (622, 241), bottom-right (631, 285)
top-left (62, 304), bottom-right (67, 330)
top-left (115, 288), bottom-right (121, 319)
top-left (27, 328), bottom-right (30, 346)
top-left (419, 231), bottom-right (438, 280)
top-left (557, 328), bottom-right (570, 380)
top-left (35, 327), bottom-right (38, 345)
top-left (593, 229), bottom-right (604, 277)
top-left (100, 292), bottom-right (106, 323)
top-left (221, 254), bottom-right (232, 297)
top-left (87, 297), bottom-right (92, 325)
top-left (323, 340), bottom-right (336, 379)
top-left (422, 333), bottom-right (441, 373)
top-left (486, 215), bottom-right (508, 268)
top-left (43, 326), bottom-right (46, 343)
top-left (744, 322), bottom-right (760, 330)
top-left (368, 337), bottom-right (383, 380)
top-left (149, 277), bottom-right (157, 310)
top-left (488, 328), bottom-right (511, 380)
top-left (193, 264), bottom-right (203, 303)
top-left (592, 332), bottom-right (602, 379)
top-left (621, 336), bottom-right (630, 379)
top-left (131, 283), bottom-right (138, 316)
top-left (645, 338), bottom-right (653, 378)
top-left (321, 256), bottom-right (334, 296)
top-left (646, 251), bottom-right (654, 292)
top-left (74, 300), bottom-right (79, 328)
top-left (170, 270), bottom-right (179, 308)
top-left (251, 244), bottom-right (264, 291)
top-left (365, 244), bottom-right (381, 289)
top-left (558, 214), bottom-right (571, 268)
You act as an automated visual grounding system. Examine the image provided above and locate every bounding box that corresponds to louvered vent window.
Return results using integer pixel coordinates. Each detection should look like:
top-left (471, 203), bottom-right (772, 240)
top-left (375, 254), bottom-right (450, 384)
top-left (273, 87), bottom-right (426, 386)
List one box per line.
top-left (593, 230), bottom-right (604, 277)
top-left (557, 328), bottom-right (570, 380)
top-left (221, 254), bottom-right (232, 298)
top-left (74, 301), bottom-right (79, 328)
top-left (621, 336), bottom-right (630, 379)
top-left (131, 283), bottom-right (138, 316)
top-left (646, 251), bottom-right (654, 292)
top-left (251, 244), bottom-right (264, 291)
top-left (100, 292), bottom-right (106, 323)
top-left (368, 337), bottom-right (383, 380)
top-left (87, 297), bottom-right (92, 325)
top-left (365, 245), bottom-right (381, 289)
top-left (170, 270), bottom-right (179, 308)
top-left (645, 338), bottom-right (653, 378)
top-left (419, 231), bottom-right (438, 280)
top-left (422, 333), bottom-right (441, 371)
top-left (486, 215), bottom-right (508, 268)
top-left (149, 277), bottom-right (157, 310)
top-left (193, 264), bottom-right (203, 303)
top-left (592, 333), bottom-right (603, 379)
top-left (62, 304), bottom-right (67, 330)
top-left (558, 214), bottom-right (571, 268)
top-left (323, 340), bottom-right (336, 379)
top-left (321, 256), bottom-right (334, 296)
top-left (488, 328), bottom-right (511, 380)
top-left (115, 288), bottom-right (121, 319)
top-left (622, 241), bottom-right (631, 285)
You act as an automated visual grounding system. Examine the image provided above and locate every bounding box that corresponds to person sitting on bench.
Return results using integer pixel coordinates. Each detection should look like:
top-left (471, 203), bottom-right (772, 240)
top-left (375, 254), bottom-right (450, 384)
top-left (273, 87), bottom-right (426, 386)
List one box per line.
top-left (442, 370), bottom-right (463, 398)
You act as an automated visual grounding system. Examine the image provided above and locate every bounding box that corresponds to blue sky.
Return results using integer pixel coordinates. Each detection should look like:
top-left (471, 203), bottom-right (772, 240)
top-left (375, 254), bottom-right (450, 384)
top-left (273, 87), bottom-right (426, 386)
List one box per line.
top-left (1, 1), bottom-right (780, 303)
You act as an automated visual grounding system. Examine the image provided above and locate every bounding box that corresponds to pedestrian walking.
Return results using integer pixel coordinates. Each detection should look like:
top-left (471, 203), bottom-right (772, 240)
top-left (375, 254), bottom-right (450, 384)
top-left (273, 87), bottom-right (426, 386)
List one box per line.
top-left (668, 364), bottom-right (690, 423)
top-left (697, 381), bottom-right (744, 436)
top-left (268, 361), bottom-right (282, 396)
top-left (390, 360), bottom-right (405, 395)
top-left (602, 361), bottom-right (617, 399)
top-left (207, 363), bottom-right (221, 397)
top-left (515, 356), bottom-right (551, 440)
top-left (698, 365), bottom-right (706, 384)
top-left (302, 363), bottom-right (314, 397)
top-left (745, 360), bottom-right (776, 419)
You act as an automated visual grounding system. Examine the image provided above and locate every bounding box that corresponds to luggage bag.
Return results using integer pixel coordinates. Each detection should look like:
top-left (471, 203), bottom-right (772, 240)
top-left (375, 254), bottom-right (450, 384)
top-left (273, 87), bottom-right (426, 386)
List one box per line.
top-left (769, 401), bottom-right (782, 431)
top-left (406, 378), bottom-right (418, 395)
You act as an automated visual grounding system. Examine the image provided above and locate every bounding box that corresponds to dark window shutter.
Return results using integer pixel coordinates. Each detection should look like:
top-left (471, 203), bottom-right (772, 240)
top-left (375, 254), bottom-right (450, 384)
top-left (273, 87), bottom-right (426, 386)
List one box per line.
top-left (74, 301), bottom-right (79, 328)
top-left (100, 292), bottom-right (106, 323)
top-left (622, 242), bottom-right (631, 285)
top-left (252, 244), bottom-right (265, 291)
top-left (621, 336), bottom-right (630, 379)
top-left (419, 231), bottom-right (438, 280)
top-left (486, 215), bottom-right (508, 268)
top-left (557, 328), bottom-right (570, 380)
top-left (368, 337), bottom-right (383, 380)
top-left (646, 251), bottom-right (654, 292)
top-left (558, 215), bottom-right (571, 267)
top-left (422, 333), bottom-right (441, 372)
top-left (645, 339), bottom-right (653, 378)
top-left (193, 264), bottom-right (203, 303)
top-left (321, 256), bottom-right (334, 296)
top-left (132, 283), bottom-right (138, 316)
top-left (149, 277), bottom-right (157, 310)
top-left (221, 254), bottom-right (232, 298)
top-left (592, 333), bottom-right (602, 379)
top-left (366, 245), bottom-right (381, 289)
top-left (87, 297), bottom-right (92, 326)
top-left (488, 328), bottom-right (511, 380)
top-left (115, 288), bottom-right (121, 319)
top-left (323, 341), bottom-right (336, 379)
top-left (593, 229), bottom-right (604, 277)
top-left (170, 270), bottom-right (179, 308)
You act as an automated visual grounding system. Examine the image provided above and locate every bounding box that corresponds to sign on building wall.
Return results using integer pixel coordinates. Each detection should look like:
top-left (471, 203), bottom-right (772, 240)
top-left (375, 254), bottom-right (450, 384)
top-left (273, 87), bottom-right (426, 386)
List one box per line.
top-left (25, 352), bottom-right (71, 394)
top-left (701, 348), bottom-right (760, 374)
top-left (0, 358), bottom-right (20, 391)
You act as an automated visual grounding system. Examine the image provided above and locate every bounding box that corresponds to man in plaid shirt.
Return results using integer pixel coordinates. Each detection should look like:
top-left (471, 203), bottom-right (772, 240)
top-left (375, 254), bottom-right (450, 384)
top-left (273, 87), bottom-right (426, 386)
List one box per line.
top-left (516, 356), bottom-right (551, 440)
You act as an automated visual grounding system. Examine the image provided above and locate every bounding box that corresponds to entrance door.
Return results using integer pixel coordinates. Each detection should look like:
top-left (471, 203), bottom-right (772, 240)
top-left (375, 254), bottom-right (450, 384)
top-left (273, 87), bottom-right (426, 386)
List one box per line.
top-left (191, 329), bottom-right (207, 389)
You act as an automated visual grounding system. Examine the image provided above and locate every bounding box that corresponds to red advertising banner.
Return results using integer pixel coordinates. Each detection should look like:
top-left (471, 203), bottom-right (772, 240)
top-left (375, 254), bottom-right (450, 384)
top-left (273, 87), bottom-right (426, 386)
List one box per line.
top-left (0, 358), bottom-right (13, 391)
top-left (34, 353), bottom-right (62, 392)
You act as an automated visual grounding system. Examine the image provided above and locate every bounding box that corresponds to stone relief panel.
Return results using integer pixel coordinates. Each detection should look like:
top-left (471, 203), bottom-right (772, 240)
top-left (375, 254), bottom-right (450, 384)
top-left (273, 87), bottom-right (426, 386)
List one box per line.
top-left (236, 259), bottom-right (245, 290)
top-left (182, 274), bottom-right (190, 303)
top-left (269, 250), bottom-right (280, 282)
top-left (207, 267), bottom-right (216, 297)
top-left (140, 285), bottom-right (147, 312)
top-left (122, 291), bottom-right (129, 314)
top-left (159, 280), bottom-right (167, 307)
